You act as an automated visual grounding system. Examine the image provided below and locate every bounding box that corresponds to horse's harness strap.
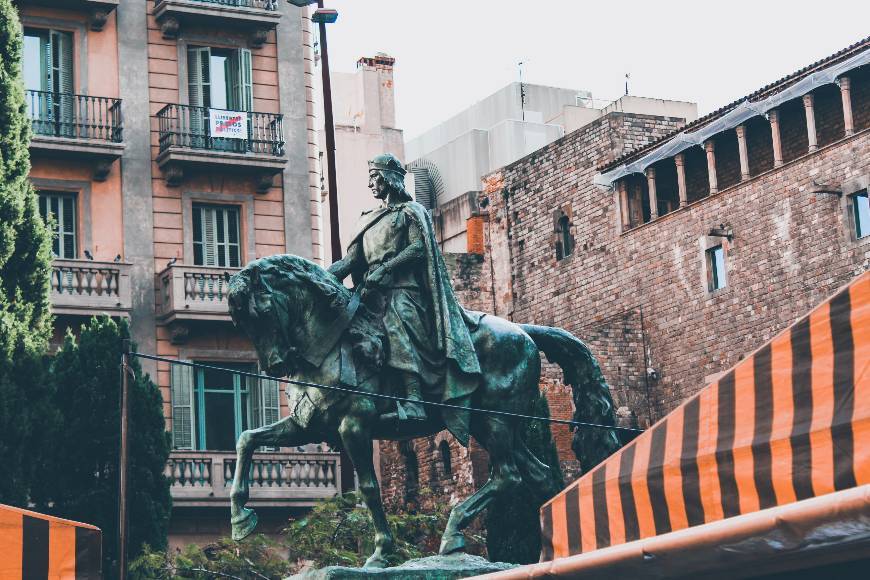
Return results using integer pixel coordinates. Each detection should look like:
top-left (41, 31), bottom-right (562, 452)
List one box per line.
top-left (300, 289), bottom-right (362, 367)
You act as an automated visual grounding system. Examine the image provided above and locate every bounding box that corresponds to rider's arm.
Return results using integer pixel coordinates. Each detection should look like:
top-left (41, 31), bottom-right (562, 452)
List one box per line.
top-left (327, 241), bottom-right (361, 281)
top-left (380, 220), bottom-right (425, 275)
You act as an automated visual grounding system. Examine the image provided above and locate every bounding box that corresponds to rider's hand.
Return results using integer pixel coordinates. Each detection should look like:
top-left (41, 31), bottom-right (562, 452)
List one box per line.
top-left (367, 265), bottom-right (388, 287)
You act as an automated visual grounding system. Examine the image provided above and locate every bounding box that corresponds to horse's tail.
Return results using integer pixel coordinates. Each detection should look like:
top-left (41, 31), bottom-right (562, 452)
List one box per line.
top-left (519, 323), bottom-right (622, 473)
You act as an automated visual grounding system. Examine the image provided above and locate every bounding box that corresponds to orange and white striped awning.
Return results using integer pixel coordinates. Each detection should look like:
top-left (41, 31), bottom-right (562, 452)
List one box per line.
top-left (0, 503), bottom-right (101, 579)
top-left (538, 270), bottom-right (870, 560)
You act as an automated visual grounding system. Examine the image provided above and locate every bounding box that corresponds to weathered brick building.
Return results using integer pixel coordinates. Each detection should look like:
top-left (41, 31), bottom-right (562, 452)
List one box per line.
top-left (379, 38), bottom-right (870, 509)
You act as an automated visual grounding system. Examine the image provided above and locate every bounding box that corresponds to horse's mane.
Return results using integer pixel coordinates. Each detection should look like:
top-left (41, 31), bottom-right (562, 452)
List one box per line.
top-left (228, 254), bottom-right (385, 373)
top-left (229, 254), bottom-right (351, 311)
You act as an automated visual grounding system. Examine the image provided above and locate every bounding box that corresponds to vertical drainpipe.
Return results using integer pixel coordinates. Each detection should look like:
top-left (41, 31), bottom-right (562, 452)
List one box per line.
top-left (301, 9), bottom-right (324, 265)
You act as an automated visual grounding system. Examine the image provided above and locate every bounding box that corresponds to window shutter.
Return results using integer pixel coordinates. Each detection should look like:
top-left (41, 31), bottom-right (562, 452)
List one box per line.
top-left (187, 47), bottom-right (210, 145)
top-left (240, 49), bottom-right (253, 112)
top-left (171, 362), bottom-right (196, 450)
top-left (51, 31), bottom-right (74, 137)
top-left (261, 377), bottom-right (280, 426)
top-left (203, 207), bottom-right (217, 266)
top-left (61, 195), bottom-right (76, 259)
top-left (258, 376), bottom-right (281, 451)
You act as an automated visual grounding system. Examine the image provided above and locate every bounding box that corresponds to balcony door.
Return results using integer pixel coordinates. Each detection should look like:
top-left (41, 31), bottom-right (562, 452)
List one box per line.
top-left (38, 192), bottom-right (77, 259)
top-left (23, 29), bottom-right (74, 137)
top-left (192, 204), bottom-right (241, 268)
top-left (170, 361), bottom-right (280, 452)
top-left (187, 46), bottom-right (252, 151)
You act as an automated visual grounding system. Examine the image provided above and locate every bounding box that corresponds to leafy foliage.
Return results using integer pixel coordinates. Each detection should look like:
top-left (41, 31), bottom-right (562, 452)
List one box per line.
top-left (130, 537), bottom-right (292, 580)
top-left (485, 395), bottom-right (564, 564)
top-left (130, 491), bottom-right (485, 578)
top-left (0, 0), bottom-right (54, 506)
top-left (47, 317), bottom-right (172, 578)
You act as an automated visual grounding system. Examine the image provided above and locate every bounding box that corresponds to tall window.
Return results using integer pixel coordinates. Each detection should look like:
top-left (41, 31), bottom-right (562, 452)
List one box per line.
top-left (706, 245), bottom-right (727, 292)
top-left (192, 204), bottom-right (241, 267)
top-left (170, 361), bottom-right (280, 451)
top-left (187, 46), bottom-right (253, 112)
top-left (23, 29), bottom-right (74, 135)
top-left (39, 192), bottom-right (77, 259)
top-left (853, 190), bottom-right (869, 240)
top-left (555, 212), bottom-right (574, 260)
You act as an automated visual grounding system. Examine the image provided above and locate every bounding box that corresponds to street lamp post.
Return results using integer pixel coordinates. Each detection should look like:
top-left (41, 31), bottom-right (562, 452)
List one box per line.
top-left (289, 0), bottom-right (341, 262)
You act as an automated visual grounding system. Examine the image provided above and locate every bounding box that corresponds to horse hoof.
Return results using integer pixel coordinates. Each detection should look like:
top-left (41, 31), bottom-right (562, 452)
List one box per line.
top-left (231, 508), bottom-right (258, 541)
top-left (363, 553), bottom-right (388, 569)
top-left (439, 533), bottom-right (465, 555)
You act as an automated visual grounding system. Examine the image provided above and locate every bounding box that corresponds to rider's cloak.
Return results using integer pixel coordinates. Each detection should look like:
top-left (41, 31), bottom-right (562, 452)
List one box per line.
top-left (349, 200), bottom-right (482, 445)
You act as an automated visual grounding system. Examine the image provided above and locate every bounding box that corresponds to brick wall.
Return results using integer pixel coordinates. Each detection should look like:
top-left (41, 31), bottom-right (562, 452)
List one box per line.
top-left (489, 120), bottom-right (870, 425)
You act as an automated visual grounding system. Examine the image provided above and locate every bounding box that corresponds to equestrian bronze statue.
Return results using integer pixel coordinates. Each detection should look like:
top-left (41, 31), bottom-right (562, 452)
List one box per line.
top-left (226, 154), bottom-right (620, 568)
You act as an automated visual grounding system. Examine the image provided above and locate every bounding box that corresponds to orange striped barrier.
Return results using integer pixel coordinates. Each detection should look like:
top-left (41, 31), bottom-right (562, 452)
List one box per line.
top-left (540, 270), bottom-right (870, 560)
top-left (0, 504), bottom-right (101, 579)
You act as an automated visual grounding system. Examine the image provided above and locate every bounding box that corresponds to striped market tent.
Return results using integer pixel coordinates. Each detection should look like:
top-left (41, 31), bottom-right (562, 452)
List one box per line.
top-left (540, 270), bottom-right (869, 560)
top-left (0, 504), bottom-right (101, 579)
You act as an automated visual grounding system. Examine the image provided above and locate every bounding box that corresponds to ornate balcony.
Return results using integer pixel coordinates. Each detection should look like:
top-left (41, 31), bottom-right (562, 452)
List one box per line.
top-left (50, 259), bottom-right (132, 317)
top-left (154, 0), bottom-right (281, 48)
top-left (156, 104), bottom-right (286, 192)
top-left (13, 0), bottom-right (118, 31)
top-left (157, 264), bottom-right (239, 328)
top-left (26, 90), bottom-right (124, 181)
top-left (167, 450), bottom-right (341, 507)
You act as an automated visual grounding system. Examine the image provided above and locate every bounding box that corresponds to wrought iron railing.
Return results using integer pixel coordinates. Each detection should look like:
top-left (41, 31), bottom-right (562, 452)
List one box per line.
top-left (167, 451), bottom-right (340, 505)
top-left (157, 104), bottom-right (284, 156)
top-left (50, 259), bottom-right (132, 313)
top-left (157, 0), bottom-right (278, 9)
top-left (26, 90), bottom-right (123, 142)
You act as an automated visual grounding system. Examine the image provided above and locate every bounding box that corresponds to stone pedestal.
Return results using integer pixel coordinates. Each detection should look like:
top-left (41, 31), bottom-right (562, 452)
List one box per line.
top-left (287, 553), bottom-right (518, 580)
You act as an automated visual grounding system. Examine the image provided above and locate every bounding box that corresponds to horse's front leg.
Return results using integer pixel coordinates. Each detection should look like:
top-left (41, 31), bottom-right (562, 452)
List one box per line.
top-left (339, 414), bottom-right (394, 568)
top-left (231, 416), bottom-right (304, 541)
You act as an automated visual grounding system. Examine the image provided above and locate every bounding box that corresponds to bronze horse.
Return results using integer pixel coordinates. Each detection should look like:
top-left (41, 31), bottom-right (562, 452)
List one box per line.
top-left (226, 254), bottom-right (619, 567)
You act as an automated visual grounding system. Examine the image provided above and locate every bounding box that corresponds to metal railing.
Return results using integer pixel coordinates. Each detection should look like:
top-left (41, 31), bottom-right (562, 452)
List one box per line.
top-left (50, 259), bottom-right (132, 313)
top-left (158, 264), bottom-right (240, 320)
top-left (157, 104), bottom-right (284, 156)
top-left (157, 0), bottom-right (278, 9)
top-left (26, 90), bottom-right (122, 142)
top-left (167, 450), bottom-right (340, 504)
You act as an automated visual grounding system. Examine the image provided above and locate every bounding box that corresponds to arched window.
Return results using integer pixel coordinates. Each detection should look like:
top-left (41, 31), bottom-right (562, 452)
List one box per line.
top-left (555, 213), bottom-right (574, 260)
top-left (439, 440), bottom-right (452, 476)
top-left (399, 441), bottom-right (419, 500)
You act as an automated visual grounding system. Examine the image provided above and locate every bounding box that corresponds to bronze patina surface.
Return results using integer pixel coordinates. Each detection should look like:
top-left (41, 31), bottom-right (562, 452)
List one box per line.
top-left (226, 154), bottom-right (620, 568)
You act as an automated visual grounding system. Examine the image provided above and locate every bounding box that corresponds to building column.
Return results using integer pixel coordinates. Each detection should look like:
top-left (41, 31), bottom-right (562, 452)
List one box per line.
top-left (632, 182), bottom-right (644, 225)
top-left (840, 76), bottom-right (854, 137)
top-left (617, 179), bottom-right (630, 230)
top-left (704, 140), bottom-right (718, 194)
top-left (675, 153), bottom-right (688, 208)
top-left (646, 168), bottom-right (658, 220)
top-left (735, 125), bottom-right (750, 180)
top-left (769, 109), bottom-right (783, 167)
top-left (803, 94), bottom-right (818, 152)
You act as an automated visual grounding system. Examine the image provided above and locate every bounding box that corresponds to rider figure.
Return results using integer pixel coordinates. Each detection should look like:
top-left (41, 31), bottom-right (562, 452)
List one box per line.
top-left (328, 153), bottom-right (481, 427)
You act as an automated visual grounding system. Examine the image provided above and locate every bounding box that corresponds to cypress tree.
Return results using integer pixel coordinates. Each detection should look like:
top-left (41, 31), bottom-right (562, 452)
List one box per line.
top-left (49, 317), bottom-right (172, 576)
top-left (0, 0), bottom-right (54, 506)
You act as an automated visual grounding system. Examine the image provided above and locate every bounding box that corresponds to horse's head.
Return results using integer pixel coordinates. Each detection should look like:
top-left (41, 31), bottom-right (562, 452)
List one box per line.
top-left (228, 254), bottom-right (352, 377)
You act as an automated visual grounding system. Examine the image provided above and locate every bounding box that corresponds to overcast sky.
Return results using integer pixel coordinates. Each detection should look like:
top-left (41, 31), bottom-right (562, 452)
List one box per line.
top-left (320, 1), bottom-right (869, 141)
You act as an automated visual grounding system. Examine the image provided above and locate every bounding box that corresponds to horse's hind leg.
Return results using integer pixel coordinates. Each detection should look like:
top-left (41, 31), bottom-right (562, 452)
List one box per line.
top-left (440, 416), bottom-right (522, 555)
top-left (231, 416), bottom-right (305, 541)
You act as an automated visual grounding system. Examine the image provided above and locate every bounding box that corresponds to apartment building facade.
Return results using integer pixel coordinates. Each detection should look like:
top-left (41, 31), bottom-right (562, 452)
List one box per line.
top-left (15, 0), bottom-right (336, 546)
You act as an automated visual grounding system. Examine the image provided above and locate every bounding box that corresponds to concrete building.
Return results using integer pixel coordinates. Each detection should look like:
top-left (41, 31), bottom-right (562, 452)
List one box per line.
top-left (319, 53), bottom-right (405, 260)
top-left (405, 82), bottom-right (697, 252)
top-left (14, 0), bottom-right (337, 548)
top-left (379, 38), bottom-right (870, 513)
